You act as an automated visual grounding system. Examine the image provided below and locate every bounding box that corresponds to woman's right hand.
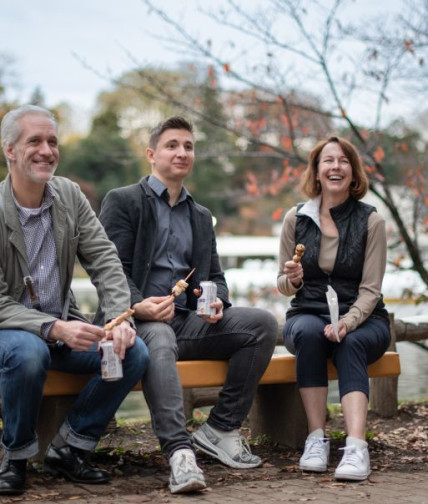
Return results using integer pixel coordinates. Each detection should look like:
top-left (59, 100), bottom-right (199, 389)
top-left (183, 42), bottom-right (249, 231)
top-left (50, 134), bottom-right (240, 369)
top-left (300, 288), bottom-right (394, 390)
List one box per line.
top-left (283, 260), bottom-right (303, 288)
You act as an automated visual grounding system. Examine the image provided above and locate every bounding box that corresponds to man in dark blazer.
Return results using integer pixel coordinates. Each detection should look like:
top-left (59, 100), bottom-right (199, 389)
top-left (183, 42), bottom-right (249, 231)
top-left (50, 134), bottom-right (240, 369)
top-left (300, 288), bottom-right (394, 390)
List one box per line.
top-left (98, 116), bottom-right (278, 494)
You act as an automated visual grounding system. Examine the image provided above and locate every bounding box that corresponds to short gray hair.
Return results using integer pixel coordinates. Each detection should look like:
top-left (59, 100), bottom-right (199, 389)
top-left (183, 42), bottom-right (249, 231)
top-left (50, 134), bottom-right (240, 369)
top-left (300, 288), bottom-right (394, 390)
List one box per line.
top-left (1, 105), bottom-right (58, 165)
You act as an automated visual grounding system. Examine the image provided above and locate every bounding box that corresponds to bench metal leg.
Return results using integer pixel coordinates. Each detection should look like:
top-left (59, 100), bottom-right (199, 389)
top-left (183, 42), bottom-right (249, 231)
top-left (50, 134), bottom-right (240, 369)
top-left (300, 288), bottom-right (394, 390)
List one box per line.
top-left (249, 383), bottom-right (308, 449)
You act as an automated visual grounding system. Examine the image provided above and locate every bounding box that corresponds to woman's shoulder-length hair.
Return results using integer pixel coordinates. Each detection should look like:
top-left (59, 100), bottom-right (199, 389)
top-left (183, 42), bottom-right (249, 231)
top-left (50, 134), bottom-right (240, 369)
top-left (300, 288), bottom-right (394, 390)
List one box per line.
top-left (300, 136), bottom-right (369, 200)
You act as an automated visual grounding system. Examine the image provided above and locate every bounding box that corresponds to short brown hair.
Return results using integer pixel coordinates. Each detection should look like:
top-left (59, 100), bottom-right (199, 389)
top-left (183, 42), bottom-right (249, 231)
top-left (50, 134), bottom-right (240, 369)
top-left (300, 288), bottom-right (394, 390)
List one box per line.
top-left (300, 136), bottom-right (369, 200)
top-left (149, 116), bottom-right (193, 149)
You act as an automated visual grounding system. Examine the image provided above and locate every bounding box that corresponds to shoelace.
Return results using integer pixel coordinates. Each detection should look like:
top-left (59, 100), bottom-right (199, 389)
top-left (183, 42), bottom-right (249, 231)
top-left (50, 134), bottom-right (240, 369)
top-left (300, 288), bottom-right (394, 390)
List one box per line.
top-left (304, 438), bottom-right (328, 459)
top-left (231, 435), bottom-right (257, 461)
top-left (337, 445), bottom-right (364, 467)
top-left (175, 452), bottom-right (202, 476)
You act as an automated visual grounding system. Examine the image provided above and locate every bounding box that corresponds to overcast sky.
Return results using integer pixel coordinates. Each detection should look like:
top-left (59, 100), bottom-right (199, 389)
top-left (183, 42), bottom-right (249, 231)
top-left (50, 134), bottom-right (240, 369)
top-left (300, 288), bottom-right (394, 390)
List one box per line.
top-left (1, 0), bottom-right (409, 129)
top-left (1, 1), bottom-right (229, 109)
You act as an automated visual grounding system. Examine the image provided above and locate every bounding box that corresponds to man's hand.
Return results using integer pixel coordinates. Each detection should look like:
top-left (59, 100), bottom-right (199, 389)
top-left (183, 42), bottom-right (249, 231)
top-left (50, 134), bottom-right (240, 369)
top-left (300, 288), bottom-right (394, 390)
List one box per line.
top-left (283, 260), bottom-right (303, 288)
top-left (132, 296), bottom-right (175, 322)
top-left (205, 297), bottom-right (224, 324)
top-left (324, 319), bottom-right (347, 343)
top-left (193, 288), bottom-right (223, 324)
top-left (50, 320), bottom-right (104, 351)
top-left (103, 321), bottom-right (136, 360)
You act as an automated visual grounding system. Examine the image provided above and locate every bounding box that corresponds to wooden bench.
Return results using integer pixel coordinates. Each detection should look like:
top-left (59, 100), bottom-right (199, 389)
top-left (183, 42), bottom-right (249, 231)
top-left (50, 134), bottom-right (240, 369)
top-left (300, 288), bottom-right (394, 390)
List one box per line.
top-left (36, 351), bottom-right (400, 458)
top-left (42, 352), bottom-right (401, 394)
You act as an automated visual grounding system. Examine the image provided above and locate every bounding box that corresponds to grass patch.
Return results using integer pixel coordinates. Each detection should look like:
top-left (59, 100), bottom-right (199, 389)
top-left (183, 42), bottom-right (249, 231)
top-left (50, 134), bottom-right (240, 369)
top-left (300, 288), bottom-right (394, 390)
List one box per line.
top-left (330, 430), bottom-right (346, 440)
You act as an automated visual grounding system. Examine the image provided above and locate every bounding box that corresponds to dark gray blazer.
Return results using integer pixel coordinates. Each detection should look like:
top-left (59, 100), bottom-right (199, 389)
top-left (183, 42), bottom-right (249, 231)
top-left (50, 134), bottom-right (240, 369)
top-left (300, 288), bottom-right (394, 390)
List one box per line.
top-left (97, 177), bottom-right (231, 312)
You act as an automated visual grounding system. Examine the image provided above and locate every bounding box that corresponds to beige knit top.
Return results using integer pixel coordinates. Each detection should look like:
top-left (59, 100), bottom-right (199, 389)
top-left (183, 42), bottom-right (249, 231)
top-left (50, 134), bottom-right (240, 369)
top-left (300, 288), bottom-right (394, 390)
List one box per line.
top-left (277, 205), bottom-right (387, 333)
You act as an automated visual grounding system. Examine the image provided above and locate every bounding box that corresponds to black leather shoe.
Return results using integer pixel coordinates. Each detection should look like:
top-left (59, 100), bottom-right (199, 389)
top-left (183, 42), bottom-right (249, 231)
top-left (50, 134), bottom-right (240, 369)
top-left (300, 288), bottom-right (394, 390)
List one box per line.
top-left (44, 444), bottom-right (110, 484)
top-left (0, 458), bottom-right (26, 495)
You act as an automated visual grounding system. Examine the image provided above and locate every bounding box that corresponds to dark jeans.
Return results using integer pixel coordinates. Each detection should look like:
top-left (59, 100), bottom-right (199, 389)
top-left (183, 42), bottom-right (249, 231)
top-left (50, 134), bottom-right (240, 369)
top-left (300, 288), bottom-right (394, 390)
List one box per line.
top-left (0, 330), bottom-right (149, 459)
top-left (136, 307), bottom-right (278, 458)
top-left (283, 314), bottom-right (391, 399)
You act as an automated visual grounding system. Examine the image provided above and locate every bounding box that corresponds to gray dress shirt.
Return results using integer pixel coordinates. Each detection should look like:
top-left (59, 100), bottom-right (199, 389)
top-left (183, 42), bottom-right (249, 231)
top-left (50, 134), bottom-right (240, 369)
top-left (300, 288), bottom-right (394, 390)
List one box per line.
top-left (144, 175), bottom-right (193, 309)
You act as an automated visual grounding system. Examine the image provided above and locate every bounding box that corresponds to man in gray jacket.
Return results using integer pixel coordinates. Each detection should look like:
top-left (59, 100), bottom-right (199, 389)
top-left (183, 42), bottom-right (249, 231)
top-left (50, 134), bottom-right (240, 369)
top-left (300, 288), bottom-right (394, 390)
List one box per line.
top-left (98, 116), bottom-right (278, 494)
top-left (0, 105), bottom-right (149, 495)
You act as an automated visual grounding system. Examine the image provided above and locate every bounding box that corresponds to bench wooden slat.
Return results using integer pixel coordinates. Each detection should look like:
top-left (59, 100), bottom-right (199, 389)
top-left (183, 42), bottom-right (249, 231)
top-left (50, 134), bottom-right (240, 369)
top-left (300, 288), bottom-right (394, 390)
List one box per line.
top-left (42, 351), bottom-right (400, 396)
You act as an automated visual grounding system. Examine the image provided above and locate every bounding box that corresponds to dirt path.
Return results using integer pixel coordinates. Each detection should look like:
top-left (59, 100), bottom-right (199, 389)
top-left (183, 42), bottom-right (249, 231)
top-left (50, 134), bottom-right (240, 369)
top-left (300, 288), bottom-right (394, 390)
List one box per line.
top-left (2, 402), bottom-right (428, 502)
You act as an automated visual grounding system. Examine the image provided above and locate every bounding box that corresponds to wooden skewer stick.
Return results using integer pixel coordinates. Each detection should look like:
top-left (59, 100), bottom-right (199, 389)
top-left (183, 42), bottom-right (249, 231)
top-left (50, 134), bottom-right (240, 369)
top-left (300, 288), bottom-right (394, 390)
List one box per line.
top-left (104, 308), bottom-right (135, 331)
top-left (184, 267), bottom-right (196, 282)
top-left (293, 244), bottom-right (306, 263)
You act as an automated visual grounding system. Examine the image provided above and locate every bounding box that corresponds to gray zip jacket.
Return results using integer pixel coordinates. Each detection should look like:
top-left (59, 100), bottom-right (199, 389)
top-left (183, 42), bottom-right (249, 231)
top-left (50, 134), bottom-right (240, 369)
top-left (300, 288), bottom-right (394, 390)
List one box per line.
top-left (0, 175), bottom-right (131, 335)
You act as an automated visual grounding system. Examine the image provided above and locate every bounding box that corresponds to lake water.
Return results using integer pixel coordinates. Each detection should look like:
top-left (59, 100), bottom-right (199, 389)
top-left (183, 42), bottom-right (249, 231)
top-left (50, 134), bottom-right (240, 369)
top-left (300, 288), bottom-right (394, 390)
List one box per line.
top-left (116, 340), bottom-right (428, 420)
top-left (70, 279), bottom-right (428, 419)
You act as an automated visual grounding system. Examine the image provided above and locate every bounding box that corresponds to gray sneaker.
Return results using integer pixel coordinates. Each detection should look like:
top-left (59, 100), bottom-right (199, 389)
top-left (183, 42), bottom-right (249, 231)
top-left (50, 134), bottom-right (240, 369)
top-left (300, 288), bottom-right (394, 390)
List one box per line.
top-left (169, 449), bottom-right (207, 494)
top-left (192, 423), bottom-right (262, 469)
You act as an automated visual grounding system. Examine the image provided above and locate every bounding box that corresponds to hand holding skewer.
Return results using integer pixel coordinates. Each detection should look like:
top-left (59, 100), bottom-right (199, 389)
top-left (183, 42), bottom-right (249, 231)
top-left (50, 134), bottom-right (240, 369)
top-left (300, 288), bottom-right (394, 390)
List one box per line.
top-left (104, 308), bottom-right (135, 331)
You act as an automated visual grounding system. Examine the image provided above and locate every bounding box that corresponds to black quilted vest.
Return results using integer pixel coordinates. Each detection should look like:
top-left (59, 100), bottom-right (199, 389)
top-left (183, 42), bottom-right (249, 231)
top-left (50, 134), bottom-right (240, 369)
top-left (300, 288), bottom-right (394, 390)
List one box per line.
top-left (286, 197), bottom-right (388, 321)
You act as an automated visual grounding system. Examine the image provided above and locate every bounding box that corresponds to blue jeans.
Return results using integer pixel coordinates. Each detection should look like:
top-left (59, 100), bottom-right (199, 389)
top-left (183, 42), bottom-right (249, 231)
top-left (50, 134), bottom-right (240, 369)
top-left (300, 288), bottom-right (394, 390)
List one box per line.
top-left (0, 330), bottom-right (149, 459)
top-left (136, 307), bottom-right (278, 458)
top-left (283, 314), bottom-right (391, 399)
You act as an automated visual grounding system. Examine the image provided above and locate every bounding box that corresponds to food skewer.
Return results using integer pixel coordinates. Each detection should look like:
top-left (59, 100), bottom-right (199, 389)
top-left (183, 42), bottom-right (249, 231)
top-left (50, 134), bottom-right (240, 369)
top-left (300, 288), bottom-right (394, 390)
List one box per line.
top-left (292, 243), bottom-right (306, 263)
top-left (104, 308), bottom-right (135, 331)
top-left (171, 268), bottom-right (196, 297)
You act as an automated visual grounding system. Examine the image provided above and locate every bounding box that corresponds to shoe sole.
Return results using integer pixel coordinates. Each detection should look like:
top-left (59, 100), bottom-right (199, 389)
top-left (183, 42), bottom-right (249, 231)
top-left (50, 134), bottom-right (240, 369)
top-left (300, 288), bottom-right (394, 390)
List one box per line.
top-left (192, 432), bottom-right (262, 469)
top-left (299, 463), bottom-right (328, 473)
top-left (334, 470), bottom-right (371, 481)
top-left (44, 464), bottom-right (110, 484)
top-left (170, 477), bottom-right (207, 494)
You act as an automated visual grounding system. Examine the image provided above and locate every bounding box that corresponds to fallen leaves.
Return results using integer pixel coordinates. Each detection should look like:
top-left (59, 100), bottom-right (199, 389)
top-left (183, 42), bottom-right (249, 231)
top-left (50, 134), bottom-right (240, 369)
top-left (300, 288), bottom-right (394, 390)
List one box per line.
top-left (280, 463), bottom-right (299, 473)
top-left (10, 402), bottom-right (428, 502)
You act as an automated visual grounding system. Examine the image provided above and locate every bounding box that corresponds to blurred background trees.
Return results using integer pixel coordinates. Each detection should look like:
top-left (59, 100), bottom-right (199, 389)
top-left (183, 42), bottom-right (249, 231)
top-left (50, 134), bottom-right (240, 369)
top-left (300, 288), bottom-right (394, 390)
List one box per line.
top-left (58, 108), bottom-right (141, 212)
top-left (0, 52), bottom-right (19, 180)
top-left (129, 0), bottom-right (428, 286)
top-left (1, 0), bottom-right (428, 286)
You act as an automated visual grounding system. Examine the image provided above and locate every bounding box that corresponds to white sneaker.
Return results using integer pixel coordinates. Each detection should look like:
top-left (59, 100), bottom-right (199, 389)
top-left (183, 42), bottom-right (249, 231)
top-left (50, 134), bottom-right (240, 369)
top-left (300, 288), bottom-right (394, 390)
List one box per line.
top-left (169, 449), bottom-right (207, 494)
top-left (299, 436), bottom-right (330, 472)
top-left (334, 444), bottom-right (371, 481)
top-left (192, 423), bottom-right (262, 469)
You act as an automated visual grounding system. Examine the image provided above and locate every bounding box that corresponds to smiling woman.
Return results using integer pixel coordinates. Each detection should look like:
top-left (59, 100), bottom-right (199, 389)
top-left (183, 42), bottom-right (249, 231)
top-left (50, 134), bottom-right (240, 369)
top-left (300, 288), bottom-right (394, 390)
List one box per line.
top-left (277, 135), bottom-right (390, 482)
top-left (317, 142), bottom-right (353, 199)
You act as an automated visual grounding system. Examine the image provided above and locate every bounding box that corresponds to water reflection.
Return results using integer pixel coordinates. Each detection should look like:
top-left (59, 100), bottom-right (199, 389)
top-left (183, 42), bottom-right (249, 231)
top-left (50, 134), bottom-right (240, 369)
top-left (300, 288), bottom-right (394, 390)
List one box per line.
top-left (326, 302), bottom-right (428, 404)
top-left (118, 339), bottom-right (428, 420)
top-left (327, 341), bottom-right (428, 404)
top-left (70, 279), bottom-right (428, 419)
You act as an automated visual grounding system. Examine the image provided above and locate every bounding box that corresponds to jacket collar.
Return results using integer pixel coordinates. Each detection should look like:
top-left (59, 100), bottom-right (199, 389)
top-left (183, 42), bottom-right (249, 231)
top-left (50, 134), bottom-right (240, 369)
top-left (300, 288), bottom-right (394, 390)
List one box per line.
top-left (297, 196), bottom-right (321, 228)
top-left (297, 195), bottom-right (357, 229)
top-left (140, 175), bottom-right (194, 203)
top-left (1, 174), bottom-right (66, 267)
